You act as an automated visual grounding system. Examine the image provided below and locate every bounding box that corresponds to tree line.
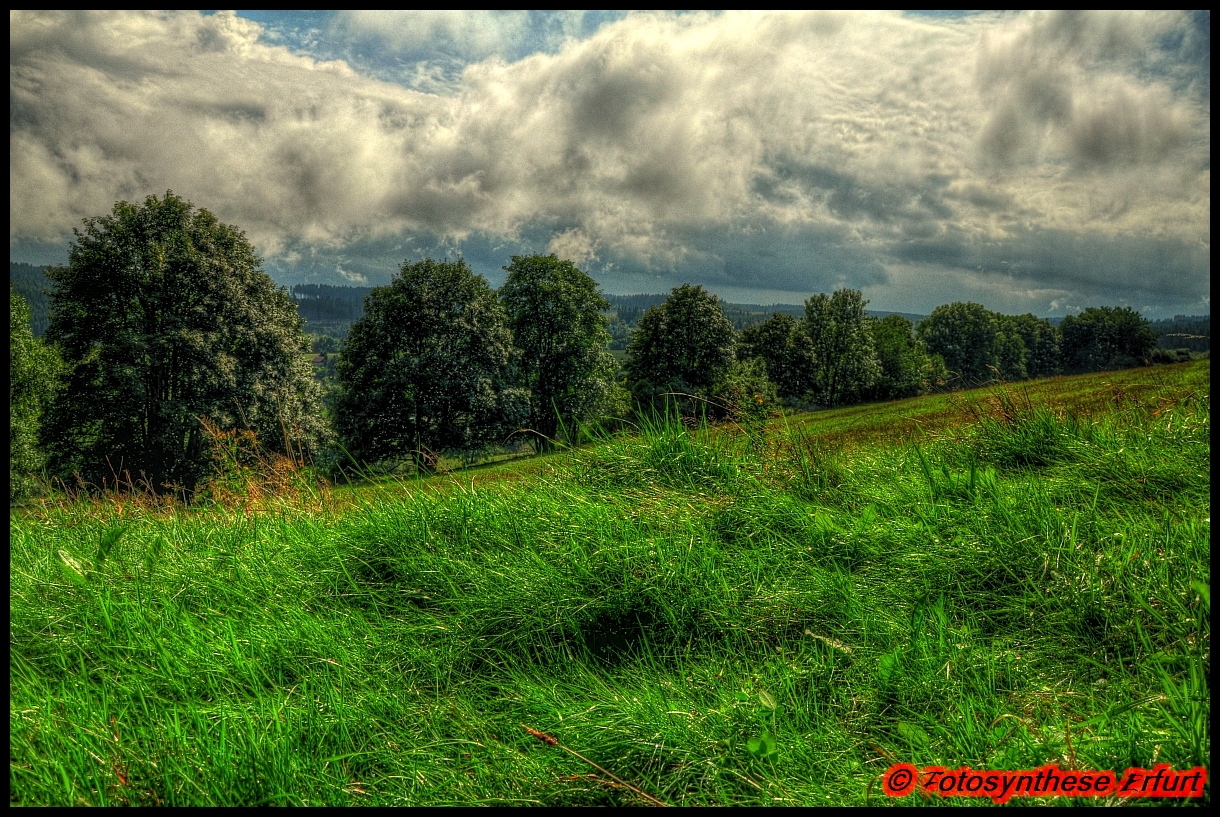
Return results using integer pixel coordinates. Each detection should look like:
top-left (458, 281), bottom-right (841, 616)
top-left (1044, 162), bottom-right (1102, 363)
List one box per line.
top-left (9, 192), bottom-right (1197, 502)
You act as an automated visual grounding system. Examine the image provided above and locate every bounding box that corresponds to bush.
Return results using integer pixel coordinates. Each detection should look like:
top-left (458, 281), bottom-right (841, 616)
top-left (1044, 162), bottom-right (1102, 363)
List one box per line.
top-left (10, 285), bottom-right (60, 501)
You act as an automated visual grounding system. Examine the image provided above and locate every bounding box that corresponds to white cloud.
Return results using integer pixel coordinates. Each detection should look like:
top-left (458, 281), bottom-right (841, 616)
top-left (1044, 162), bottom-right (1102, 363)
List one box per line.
top-left (546, 228), bottom-right (597, 265)
top-left (8, 10), bottom-right (1209, 314)
top-left (333, 11), bottom-right (533, 60)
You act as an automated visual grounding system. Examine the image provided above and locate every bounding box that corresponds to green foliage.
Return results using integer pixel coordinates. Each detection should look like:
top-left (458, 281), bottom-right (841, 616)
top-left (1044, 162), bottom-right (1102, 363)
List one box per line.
top-left (500, 255), bottom-right (618, 451)
top-left (290, 283), bottom-right (371, 336)
top-left (1150, 314), bottom-right (1209, 353)
top-left (1150, 347), bottom-right (1193, 364)
top-left (310, 335), bottom-right (339, 355)
top-left (625, 284), bottom-right (737, 416)
top-left (1060, 306), bottom-right (1157, 373)
top-left (10, 262), bottom-right (52, 336)
top-left (994, 325), bottom-right (1028, 381)
top-left (713, 356), bottom-right (781, 428)
top-left (333, 258), bottom-right (527, 473)
top-left (917, 301), bottom-right (1000, 387)
top-left (10, 285), bottom-right (61, 500)
top-left (920, 351), bottom-right (951, 394)
top-left (801, 289), bottom-right (880, 406)
top-left (1003, 313), bottom-right (1062, 379)
top-left (39, 192), bottom-right (325, 497)
top-left (605, 315), bottom-right (634, 350)
top-left (737, 313), bottom-right (817, 402)
top-left (865, 314), bottom-right (926, 401)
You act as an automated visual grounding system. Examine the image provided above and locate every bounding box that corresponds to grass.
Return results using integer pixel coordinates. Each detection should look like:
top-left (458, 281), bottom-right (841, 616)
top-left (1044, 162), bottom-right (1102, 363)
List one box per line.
top-left (9, 360), bottom-right (1210, 805)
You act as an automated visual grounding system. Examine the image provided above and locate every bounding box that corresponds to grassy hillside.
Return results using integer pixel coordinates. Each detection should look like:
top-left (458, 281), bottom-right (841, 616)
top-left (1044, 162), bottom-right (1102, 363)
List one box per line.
top-left (9, 361), bottom-right (1210, 805)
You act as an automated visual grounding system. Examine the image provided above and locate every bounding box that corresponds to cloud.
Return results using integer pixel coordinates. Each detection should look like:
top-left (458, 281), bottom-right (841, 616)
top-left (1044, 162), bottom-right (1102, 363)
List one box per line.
top-left (9, 10), bottom-right (1210, 316)
top-left (975, 11), bottom-right (1201, 168)
top-left (546, 228), bottom-right (597, 265)
top-left (335, 263), bottom-right (367, 284)
top-left (334, 11), bottom-right (533, 60)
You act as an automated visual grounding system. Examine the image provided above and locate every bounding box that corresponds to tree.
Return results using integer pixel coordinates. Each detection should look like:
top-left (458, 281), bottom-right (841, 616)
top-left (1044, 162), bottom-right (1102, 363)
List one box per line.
top-left (10, 286), bottom-right (60, 500)
top-left (866, 314), bottom-right (926, 401)
top-left (1003, 313), bottom-right (1061, 379)
top-left (917, 302), bottom-right (999, 387)
top-left (737, 313), bottom-right (817, 402)
top-left (499, 255), bottom-right (618, 451)
top-left (714, 356), bottom-right (780, 425)
top-left (41, 192), bottom-right (325, 496)
top-left (333, 258), bottom-right (526, 472)
top-left (624, 284), bottom-right (736, 416)
top-left (606, 316), bottom-right (633, 350)
top-left (1059, 306), bottom-right (1156, 373)
top-left (311, 335), bottom-right (340, 355)
top-left (994, 325), bottom-right (1028, 382)
top-left (802, 289), bottom-right (880, 406)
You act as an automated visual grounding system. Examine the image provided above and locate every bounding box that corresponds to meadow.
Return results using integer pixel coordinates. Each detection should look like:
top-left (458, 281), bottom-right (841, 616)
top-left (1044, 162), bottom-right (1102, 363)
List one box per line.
top-left (9, 360), bottom-right (1210, 805)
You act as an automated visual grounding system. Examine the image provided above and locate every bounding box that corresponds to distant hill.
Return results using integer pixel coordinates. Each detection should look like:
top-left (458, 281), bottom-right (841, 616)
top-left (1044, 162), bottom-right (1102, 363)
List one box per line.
top-left (15, 269), bottom-right (1204, 352)
top-left (1150, 315), bottom-right (1210, 352)
top-left (605, 293), bottom-right (927, 330)
top-left (289, 287), bottom-right (930, 334)
top-left (1046, 313), bottom-right (1210, 351)
top-left (10, 262), bottom-right (53, 336)
top-left (289, 284), bottom-right (374, 337)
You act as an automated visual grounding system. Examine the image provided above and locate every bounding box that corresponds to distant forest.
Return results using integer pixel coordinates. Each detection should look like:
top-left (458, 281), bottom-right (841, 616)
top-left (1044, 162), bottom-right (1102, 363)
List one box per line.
top-left (10, 263), bottom-right (1211, 351)
top-left (604, 294), bottom-right (927, 332)
top-left (10, 263), bottom-right (51, 336)
top-left (1152, 315), bottom-right (1211, 352)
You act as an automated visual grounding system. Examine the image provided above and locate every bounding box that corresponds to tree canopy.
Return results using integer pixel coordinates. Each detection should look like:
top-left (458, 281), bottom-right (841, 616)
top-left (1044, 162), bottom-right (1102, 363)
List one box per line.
top-left (917, 302), bottom-right (1000, 387)
top-left (737, 312), bottom-right (817, 403)
top-left (333, 258), bottom-right (527, 472)
top-left (624, 284), bottom-right (736, 415)
top-left (802, 289), bottom-right (880, 407)
top-left (1003, 313), bottom-right (1061, 380)
top-left (1059, 306), bottom-right (1157, 373)
top-left (866, 314), bottom-right (926, 401)
top-left (41, 191), bottom-right (325, 496)
top-left (500, 254), bottom-right (618, 451)
top-left (11, 285), bottom-right (60, 500)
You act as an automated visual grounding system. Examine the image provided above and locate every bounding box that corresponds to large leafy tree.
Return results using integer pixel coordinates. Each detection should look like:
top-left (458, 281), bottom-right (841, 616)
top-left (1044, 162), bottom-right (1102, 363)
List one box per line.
top-left (802, 289), bottom-right (880, 406)
top-left (1059, 306), bottom-right (1156, 373)
top-left (624, 284), bottom-right (736, 415)
top-left (994, 324), bottom-right (1029, 382)
top-left (737, 312), bottom-right (817, 402)
top-left (333, 258), bottom-right (526, 472)
top-left (866, 314), bottom-right (926, 401)
top-left (41, 192), bottom-right (325, 496)
top-left (10, 286), bottom-right (60, 501)
top-left (917, 302), bottom-right (1000, 387)
top-left (500, 254), bottom-right (617, 452)
top-left (1003, 313), bottom-right (1061, 380)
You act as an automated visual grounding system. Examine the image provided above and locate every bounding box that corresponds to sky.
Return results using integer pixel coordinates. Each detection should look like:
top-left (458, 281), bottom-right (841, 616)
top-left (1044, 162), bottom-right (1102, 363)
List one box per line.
top-left (9, 10), bottom-right (1210, 317)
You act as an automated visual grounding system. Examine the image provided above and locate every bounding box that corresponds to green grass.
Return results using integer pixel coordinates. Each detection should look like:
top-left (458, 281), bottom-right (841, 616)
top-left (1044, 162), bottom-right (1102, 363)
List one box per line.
top-left (9, 361), bottom-right (1210, 805)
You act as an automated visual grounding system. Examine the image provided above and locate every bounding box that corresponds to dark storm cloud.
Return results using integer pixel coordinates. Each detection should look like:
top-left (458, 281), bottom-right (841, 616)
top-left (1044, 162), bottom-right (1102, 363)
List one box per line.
top-left (894, 228), bottom-right (1209, 302)
top-left (754, 161), bottom-right (955, 227)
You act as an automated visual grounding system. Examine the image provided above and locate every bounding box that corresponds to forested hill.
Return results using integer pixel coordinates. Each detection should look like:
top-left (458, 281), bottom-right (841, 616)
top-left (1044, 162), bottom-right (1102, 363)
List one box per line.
top-left (10, 263), bottom-right (52, 336)
top-left (289, 284), bottom-right (374, 324)
top-left (10, 265), bottom-right (1209, 350)
top-left (9, 267), bottom-right (379, 339)
top-left (604, 293), bottom-right (926, 331)
top-left (1149, 315), bottom-right (1210, 352)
